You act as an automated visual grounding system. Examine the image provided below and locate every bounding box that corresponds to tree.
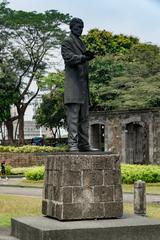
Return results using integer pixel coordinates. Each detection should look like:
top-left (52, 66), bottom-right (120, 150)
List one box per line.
top-left (35, 93), bottom-right (65, 139)
top-left (83, 28), bottom-right (139, 56)
top-left (35, 72), bottom-right (65, 139)
top-left (0, 2), bottom-right (71, 144)
top-left (125, 43), bottom-right (160, 77)
top-left (0, 62), bottom-right (19, 143)
top-left (88, 54), bottom-right (125, 110)
top-left (89, 42), bottom-right (160, 110)
top-left (0, 66), bottom-right (17, 121)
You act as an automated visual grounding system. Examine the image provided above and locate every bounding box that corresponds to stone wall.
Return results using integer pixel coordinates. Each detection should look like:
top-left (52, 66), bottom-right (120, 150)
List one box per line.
top-left (0, 152), bottom-right (47, 167)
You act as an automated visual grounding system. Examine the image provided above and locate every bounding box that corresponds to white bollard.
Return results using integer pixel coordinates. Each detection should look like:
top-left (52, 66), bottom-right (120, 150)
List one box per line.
top-left (134, 180), bottom-right (146, 216)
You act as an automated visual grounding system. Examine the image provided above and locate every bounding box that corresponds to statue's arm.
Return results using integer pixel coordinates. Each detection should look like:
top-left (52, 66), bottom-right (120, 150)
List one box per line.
top-left (61, 40), bottom-right (86, 66)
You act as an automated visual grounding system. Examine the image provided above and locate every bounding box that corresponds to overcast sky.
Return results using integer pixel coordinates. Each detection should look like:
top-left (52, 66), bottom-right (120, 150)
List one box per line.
top-left (8, 0), bottom-right (160, 120)
top-left (8, 0), bottom-right (160, 45)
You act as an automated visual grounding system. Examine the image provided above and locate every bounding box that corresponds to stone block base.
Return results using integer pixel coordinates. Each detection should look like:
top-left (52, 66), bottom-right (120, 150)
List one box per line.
top-left (11, 215), bottom-right (160, 240)
top-left (42, 153), bottom-right (123, 220)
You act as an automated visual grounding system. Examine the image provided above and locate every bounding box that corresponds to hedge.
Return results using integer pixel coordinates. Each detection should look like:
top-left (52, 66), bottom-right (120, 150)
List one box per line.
top-left (0, 145), bottom-right (68, 153)
top-left (121, 164), bottom-right (160, 184)
top-left (5, 164), bottom-right (160, 183)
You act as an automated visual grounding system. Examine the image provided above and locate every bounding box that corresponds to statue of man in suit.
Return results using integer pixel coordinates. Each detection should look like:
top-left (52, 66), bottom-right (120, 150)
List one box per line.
top-left (61, 18), bottom-right (96, 152)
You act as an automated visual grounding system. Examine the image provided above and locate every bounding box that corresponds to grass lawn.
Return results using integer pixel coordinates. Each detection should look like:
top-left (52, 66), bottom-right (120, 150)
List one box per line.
top-left (0, 178), bottom-right (44, 188)
top-left (123, 183), bottom-right (160, 194)
top-left (19, 179), bottom-right (44, 187)
top-left (124, 202), bottom-right (160, 219)
top-left (1, 193), bottom-right (160, 228)
top-left (0, 194), bottom-right (41, 227)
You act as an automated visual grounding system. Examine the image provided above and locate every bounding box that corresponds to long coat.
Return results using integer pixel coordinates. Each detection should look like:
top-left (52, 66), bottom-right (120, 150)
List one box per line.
top-left (61, 33), bottom-right (89, 104)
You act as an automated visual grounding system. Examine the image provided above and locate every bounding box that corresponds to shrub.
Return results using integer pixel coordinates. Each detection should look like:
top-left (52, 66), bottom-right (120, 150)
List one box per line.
top-left (11, 167), bottom-right (32, 175)
top-left (121, 164), bottom-right (160, 184)
top-left (11, 163), bottom-right (160, 184)
top-left (0, 145), bottom-right (68, 153)
top-left (5, 165), bottom-right (12, 175)
top-left (25, 166), bottom-right (45, 181)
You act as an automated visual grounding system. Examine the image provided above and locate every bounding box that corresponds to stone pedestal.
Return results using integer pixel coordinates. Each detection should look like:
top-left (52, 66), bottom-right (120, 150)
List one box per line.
top-left (42, 153), bottom-right (123, 220)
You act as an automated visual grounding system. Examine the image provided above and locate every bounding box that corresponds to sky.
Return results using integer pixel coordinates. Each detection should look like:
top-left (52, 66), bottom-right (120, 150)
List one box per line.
top-left (7, 0), bottom-right (160, 120)
top-left (8, 0), bottom-right (160, 45)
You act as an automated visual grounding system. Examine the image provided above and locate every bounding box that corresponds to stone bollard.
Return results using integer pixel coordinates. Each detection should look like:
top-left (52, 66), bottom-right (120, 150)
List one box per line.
top-left (134, 180), bottom-right (146, 216)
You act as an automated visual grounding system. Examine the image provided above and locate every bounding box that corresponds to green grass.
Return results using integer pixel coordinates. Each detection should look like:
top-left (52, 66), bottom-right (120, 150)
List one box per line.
top-left (123, 183), bottom-right (160, 194)
top-left (0, 194), bottom-right (41, 227)
top-left (124, 202), bottom-right (160, 219)
top-left (21, 179), bottom-right (44, 187)
top-left (0, 179), bottom-right (44, 188)
top-left (1, 194), bottom-right (160, 227)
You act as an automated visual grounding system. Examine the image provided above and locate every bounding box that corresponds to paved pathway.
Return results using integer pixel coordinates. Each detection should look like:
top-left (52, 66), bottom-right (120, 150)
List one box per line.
top-left (0, 227), bottom-right (11, 237)
top-left (0, 186), bottom-right (160, 203)
top-left (0, 186), bottom-right (42, 197)
top-left (123, 192), bottom-right (160, 203)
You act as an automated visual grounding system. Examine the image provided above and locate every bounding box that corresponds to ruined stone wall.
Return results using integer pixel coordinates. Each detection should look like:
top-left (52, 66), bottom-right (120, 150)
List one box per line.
top-left (152, 112), bottom-right (160, 164)
top-left (89, 109), bottom-right (160, 165)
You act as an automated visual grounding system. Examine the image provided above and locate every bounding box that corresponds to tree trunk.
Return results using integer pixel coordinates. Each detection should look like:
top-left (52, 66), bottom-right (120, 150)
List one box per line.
top-left (5, 120), bottom-right (14, 145)
top-left (14, 120), bottom-right (19, 140)
top-left (18, 113), bottom-right (25, 145)
top-left (0, 123), bottom-right (5, 141)
top-left (51, 128), bottom-right (57, 139)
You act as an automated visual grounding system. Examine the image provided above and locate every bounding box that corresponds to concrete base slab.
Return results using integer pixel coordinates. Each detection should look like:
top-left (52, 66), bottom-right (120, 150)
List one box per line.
top-left (0, 237), bottom-right (18, 240)
top-left (11, 214), bottom-right (160, 240)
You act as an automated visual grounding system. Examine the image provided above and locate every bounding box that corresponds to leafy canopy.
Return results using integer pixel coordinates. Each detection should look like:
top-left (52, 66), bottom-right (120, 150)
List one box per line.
top-left (83, 28), bottom-right (139, 56)
top-left (0, 64), bottom-right (18, 122)
top-left (0, 1), bottom-right (71, 142)
top-left (85, 30), bottom-right (160, 110)
top-left (35, 72), bottom-right (65, 137)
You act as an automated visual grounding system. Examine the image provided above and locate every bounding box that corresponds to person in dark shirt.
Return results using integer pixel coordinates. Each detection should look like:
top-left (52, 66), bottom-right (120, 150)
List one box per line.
top-left (1, 160), bottom-right (6, 176)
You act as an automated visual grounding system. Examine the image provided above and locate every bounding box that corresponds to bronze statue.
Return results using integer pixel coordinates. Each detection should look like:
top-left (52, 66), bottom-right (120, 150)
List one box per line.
top-left (61, 18), bottom-right (96, 152)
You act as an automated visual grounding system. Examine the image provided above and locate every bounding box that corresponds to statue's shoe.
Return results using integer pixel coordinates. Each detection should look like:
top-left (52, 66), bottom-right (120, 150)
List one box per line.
top-left (79, 146), bottom-right (99, 152)
top-left (69, 147), bottom-right (79, 152)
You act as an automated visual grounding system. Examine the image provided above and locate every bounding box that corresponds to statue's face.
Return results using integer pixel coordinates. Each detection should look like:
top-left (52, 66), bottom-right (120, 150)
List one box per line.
top-left (71, 22), bottom-right (83, 37)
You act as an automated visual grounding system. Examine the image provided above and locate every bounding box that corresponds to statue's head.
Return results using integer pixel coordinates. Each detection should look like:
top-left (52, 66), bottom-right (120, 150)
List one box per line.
top-left (70, 18), bottom-right (84, 37)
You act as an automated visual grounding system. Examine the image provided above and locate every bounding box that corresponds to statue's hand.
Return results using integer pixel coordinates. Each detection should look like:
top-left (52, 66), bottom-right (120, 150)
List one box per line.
top-left (85, 50), bottom-right (95, 61)
top-left (81, 55), bottom-right (87, 63)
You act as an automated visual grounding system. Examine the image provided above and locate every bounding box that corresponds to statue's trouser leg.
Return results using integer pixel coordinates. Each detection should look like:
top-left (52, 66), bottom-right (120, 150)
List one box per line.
top-left (65, 101), bottom-right (89, 150)
top-left (78, 100), bottom-right (89, 150)
top-left (65, 103), bottom-right (80, 150)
